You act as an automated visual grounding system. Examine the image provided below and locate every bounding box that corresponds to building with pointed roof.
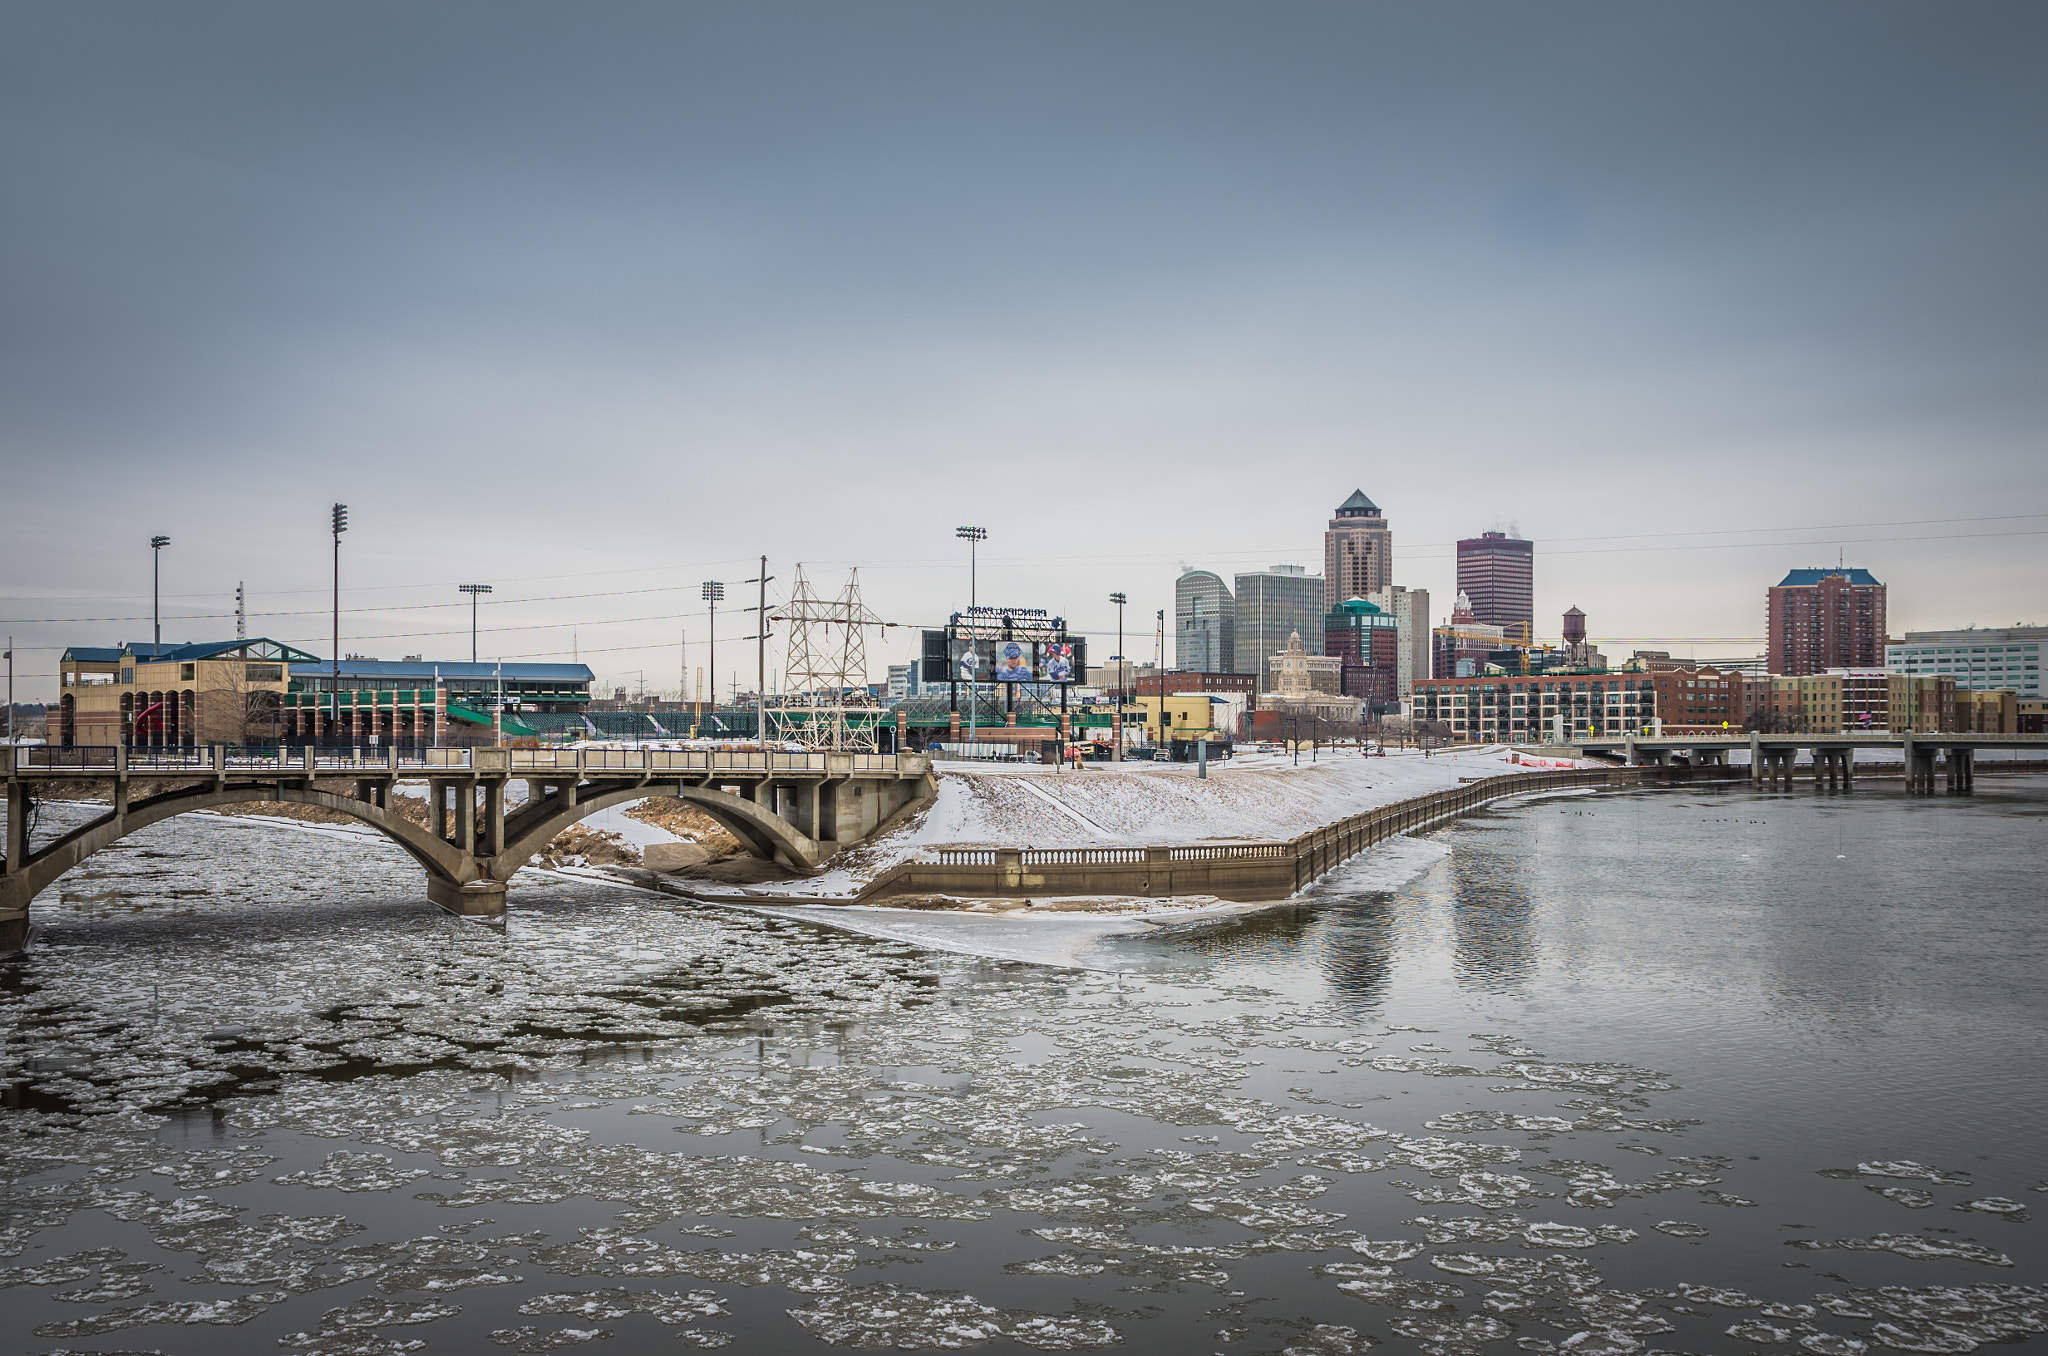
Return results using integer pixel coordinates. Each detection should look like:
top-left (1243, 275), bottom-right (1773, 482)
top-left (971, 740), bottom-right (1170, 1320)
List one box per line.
top-left (1323, 489), bottom-right (1392, 609)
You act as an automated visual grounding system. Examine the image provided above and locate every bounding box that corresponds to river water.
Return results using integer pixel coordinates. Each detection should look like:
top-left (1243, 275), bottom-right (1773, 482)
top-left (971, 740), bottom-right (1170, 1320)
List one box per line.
top-left (2, 777), bottom-right (2043, 1355)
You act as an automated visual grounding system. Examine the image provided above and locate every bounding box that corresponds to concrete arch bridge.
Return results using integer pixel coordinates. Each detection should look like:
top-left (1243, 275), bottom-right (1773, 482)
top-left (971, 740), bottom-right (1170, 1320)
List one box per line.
top-left (1, 745), bottom-right (933, 953)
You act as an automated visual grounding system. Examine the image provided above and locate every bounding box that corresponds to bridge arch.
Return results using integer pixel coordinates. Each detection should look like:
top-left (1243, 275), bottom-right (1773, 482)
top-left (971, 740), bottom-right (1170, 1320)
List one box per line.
top-left (495, 783), bottom-right (826, 881)
top-left (4, 783), bottom-right (478, 916)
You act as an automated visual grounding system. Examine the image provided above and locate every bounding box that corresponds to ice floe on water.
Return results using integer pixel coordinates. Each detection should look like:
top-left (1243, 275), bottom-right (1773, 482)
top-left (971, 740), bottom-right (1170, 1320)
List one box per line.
top-left (1, 796), bottom-right (2045, 1353)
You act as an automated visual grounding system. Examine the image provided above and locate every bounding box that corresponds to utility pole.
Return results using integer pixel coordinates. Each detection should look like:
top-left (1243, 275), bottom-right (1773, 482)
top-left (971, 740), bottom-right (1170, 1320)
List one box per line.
top-left (459, 584), bottom-right (492, 663)
top-left (4, 635), bottom-right (12, 747)
top-left (149, 535), bottom-right (170, 654)
top-left (745, 556), bottom-right (774, 747)
top-left (957, 527), bottom-right (986, 751)
top-left (330, 505), bottom-right (347, 749)
top-left (702, 580), bottom-right (724, 721)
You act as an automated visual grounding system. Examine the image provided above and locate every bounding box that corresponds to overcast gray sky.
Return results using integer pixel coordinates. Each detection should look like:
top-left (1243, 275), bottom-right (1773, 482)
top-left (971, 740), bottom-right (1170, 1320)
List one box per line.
top-left (4, 2), bottom-right (2044, 699)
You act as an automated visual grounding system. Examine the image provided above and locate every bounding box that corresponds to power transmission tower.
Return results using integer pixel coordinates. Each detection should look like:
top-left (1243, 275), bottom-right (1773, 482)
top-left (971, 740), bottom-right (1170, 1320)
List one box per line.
top-left (778, 565), bottom-right (883, 750)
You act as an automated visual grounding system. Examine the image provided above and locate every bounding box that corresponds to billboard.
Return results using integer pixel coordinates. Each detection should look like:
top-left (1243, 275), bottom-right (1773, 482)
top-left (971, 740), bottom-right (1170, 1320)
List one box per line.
top-left (926, 624), bottom-right (1085, 685)
top-left (949, 638), bottom-right (986, 684)
top-left (992, 640), bottom-right (1034, 682)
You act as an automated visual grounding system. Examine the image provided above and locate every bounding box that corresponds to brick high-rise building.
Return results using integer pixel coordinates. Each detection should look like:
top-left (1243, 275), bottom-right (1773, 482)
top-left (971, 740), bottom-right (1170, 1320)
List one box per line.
top-left (1323, 490), bottom-right (1392, 610)
top-left (1767, 568), bottom-right (1886, 676)
top-left (1455, 531), bottom-right (1533, 638)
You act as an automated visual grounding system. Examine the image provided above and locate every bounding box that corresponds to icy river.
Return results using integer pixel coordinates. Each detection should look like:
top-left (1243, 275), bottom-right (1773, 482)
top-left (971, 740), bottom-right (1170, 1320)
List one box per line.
top-left (2, 776), bottom-right (2044, 1355)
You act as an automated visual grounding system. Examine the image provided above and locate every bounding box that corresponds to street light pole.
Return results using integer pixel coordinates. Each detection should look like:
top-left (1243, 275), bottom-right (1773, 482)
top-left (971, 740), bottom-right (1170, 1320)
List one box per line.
top-left (957, 527), bottom-right (986, 752)
top-left (149, 535), bottom-right (170, 654)
top-left (330, 506), bottom-right (347, 749)
top-left (459, 584), bottom-right (492, 664)
top-left (1109, 591), bottom-right (1127, 763)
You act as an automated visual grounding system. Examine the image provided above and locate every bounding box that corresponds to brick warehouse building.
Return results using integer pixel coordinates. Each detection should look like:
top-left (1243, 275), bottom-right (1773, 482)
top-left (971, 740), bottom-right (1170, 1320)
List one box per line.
top-left (1768, 567), bottom-right (1886, 676)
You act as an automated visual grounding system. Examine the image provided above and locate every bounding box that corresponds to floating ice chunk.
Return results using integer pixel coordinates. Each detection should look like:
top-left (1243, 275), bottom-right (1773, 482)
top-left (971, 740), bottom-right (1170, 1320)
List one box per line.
top-left (1280, 1323), bottom-right (1375, 1354)
top-left (1797, 1335), bottom-right (1868, 1356)
top-left (1816, 1162), bottom-right (1971, 1185)
top-left (1786, 1235), bottom-right (2012, 1266)
top-left (1652, 1221), bottom-right (1709, 1238)
top-left (788, 1285), bottom-right (1119, 1350)
top-left (35, 1289), bottom-right (289, 1337)
top-left (1868, 1186), bottom-right (1936, 1209)
top-left (1727, 1321), bottom-right (1796, 1343)
top-left (1679, 1283), bottom-right (1760, 1308)
top-left (1954, 1198), bottom-right (2027, 1219)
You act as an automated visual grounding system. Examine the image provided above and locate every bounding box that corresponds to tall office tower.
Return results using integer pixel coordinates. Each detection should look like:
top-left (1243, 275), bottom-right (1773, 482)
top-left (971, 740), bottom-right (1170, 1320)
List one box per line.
top-left (1768, 568), bottom-right (1887, 676)
top-left (1323, 490), bottom-right (1392, 609)
top-left (1456, 530), bottom-right (1534, 638)
top-left (1235, 564), bottom-right (1325, 690)
top-left (1174, 570), bottom-right (1236, 674)
top-left (1366, 585), bottom-right (1430, 699)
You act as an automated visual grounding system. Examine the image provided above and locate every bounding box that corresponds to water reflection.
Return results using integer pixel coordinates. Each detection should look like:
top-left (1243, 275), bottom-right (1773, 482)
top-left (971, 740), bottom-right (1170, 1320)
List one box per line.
top-left (1317, 900), bottom-right (1399, 1013)
top-left (1447, 822), bottom-right (1537, 993)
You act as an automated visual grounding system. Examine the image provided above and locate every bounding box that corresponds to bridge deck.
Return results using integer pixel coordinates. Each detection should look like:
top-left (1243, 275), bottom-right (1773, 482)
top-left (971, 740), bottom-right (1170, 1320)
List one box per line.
top-left (4, 746), bottom-right (926, 780)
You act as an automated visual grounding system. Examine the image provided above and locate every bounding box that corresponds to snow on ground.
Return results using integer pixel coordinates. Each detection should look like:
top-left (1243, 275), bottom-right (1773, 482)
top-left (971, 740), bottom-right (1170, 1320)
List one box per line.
top-left (897, 744), bottom-right (1583, 851)
top-left (722, 744), bottom-right (1598, 903)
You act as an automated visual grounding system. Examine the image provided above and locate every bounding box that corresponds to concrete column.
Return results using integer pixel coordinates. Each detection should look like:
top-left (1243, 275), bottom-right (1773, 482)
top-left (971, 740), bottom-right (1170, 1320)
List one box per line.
top-left (429, 780), bottom-right (447, 840)
top-left (484, 780), bottom-right (504, 855)
top-left (1112, 706), bottom-right (1123, 762)
top-left (459, 782), bottom-right (477, 853)
top-left (1749, 731), bottom-right (1761, 782)
top-left (4, 783), bottom-right (27, 873)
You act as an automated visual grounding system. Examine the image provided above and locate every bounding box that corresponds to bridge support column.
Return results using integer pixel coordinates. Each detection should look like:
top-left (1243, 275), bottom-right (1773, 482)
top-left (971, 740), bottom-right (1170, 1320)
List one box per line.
top-left (1749, 731), bottom-right (1761, 783)
top-left (427, 875), bottom-right (506, 918)
top-left (459, 782), bottom-right (477, 854)
top-left (1946, 748), bottom-right (1973, 793)
top-left (483, 780), bottom-right (505, 856)
top-left (429, 780), bottom-right (447, 840)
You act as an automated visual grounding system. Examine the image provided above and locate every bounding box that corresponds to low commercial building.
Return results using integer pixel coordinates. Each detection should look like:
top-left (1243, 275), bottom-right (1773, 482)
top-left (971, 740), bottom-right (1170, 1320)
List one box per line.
top-left (1410, 673), bottom-right (1655, 744)
top-left (55, 639), bottom-right (319, 747)
top-left (1886, 626), bottom-right (2044, 700)
top-left (1134, 670), bottom-right (1258, 707)
top-left (1136, 693), bottom-right (1234, 742)
top-left (1643, 667), bottom-right (1743, 733)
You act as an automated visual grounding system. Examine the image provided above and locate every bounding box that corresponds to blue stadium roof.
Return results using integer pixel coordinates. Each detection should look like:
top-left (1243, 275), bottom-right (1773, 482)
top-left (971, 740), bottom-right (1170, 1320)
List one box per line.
top-left (64, 639), bottom-right (320, 663)
top-left (299, 659), bottom-right (595, 683)
top-left (1777, 568), bottom-right (1882, 587)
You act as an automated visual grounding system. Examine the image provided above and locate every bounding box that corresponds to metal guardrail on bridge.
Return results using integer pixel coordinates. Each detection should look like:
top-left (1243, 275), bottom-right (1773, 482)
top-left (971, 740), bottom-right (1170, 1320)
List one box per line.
top-left (4, 746), bottom-right (919, 777)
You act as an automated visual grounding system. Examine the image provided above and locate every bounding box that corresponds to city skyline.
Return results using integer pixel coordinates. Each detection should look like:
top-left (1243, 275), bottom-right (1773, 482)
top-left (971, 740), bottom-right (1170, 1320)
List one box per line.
top-left (4, 5), bottom-right (2046, 699)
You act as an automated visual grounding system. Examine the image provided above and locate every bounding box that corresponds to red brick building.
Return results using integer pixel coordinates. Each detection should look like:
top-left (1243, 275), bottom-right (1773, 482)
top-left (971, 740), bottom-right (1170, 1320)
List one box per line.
top-left (1768, 568), bottom-right (1886, 676)
top-left (1135, 670), bottom-right (1258, 710)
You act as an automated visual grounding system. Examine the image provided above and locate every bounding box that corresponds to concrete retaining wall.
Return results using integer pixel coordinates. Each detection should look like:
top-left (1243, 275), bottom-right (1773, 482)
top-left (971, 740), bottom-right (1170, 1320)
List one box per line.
top-left (859, 766), bottom-right (1634, 903)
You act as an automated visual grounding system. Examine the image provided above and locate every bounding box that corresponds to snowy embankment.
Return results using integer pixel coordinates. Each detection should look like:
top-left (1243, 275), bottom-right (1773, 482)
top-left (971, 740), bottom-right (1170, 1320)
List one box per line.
top-left (740, 744), bottom-right (1600, 899)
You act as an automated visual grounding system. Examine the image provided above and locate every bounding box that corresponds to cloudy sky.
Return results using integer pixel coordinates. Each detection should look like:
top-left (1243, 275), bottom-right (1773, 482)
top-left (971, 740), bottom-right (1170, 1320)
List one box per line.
top-left (3, 2), bottom-right (2044, 699)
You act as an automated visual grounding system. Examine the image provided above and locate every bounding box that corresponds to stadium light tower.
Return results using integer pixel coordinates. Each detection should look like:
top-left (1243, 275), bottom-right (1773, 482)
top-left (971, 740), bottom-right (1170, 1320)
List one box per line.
top-left (149, 535), bottom-right (170, 654)
top-left (330, 505), bottom-right (348, 746)
top-left (458, 584), bottom-right (492, 663)
top-left (956, 528), bottom-right (986, 746)
top-left (702, 580), bottom-right (725, 709)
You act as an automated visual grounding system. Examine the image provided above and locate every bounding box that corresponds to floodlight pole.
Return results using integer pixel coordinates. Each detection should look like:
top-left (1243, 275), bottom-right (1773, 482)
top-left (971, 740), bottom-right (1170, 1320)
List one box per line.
top-left (957, 527), bottom-right (986, 753)
top-left (702, 580), bottom-right (724, 728)
top-left (330, 506), bottom-right (347, 748)
top-left (1109, 591), bottom-right (1127, 762)
top-left (459, 584), bottom-right (492, 664)
top-left (148, 535), bottom-right (170, 655)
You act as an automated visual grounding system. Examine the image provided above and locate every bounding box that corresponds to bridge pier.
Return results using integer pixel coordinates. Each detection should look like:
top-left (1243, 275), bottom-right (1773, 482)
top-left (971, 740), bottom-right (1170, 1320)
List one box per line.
top-left (1946, 747), bottom-right (1974, 793)
top-left (427, 875), bottom-right (507, 918)
top-left (1906, 745), bottom-right (1938, 794)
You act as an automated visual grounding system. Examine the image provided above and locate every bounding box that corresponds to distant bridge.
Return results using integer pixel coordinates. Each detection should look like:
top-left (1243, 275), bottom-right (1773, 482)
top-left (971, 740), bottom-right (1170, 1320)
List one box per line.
top-left (1575, 731), bottom-right (2048, 792)
top-left (1, 745), bottom-right (934, 953)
